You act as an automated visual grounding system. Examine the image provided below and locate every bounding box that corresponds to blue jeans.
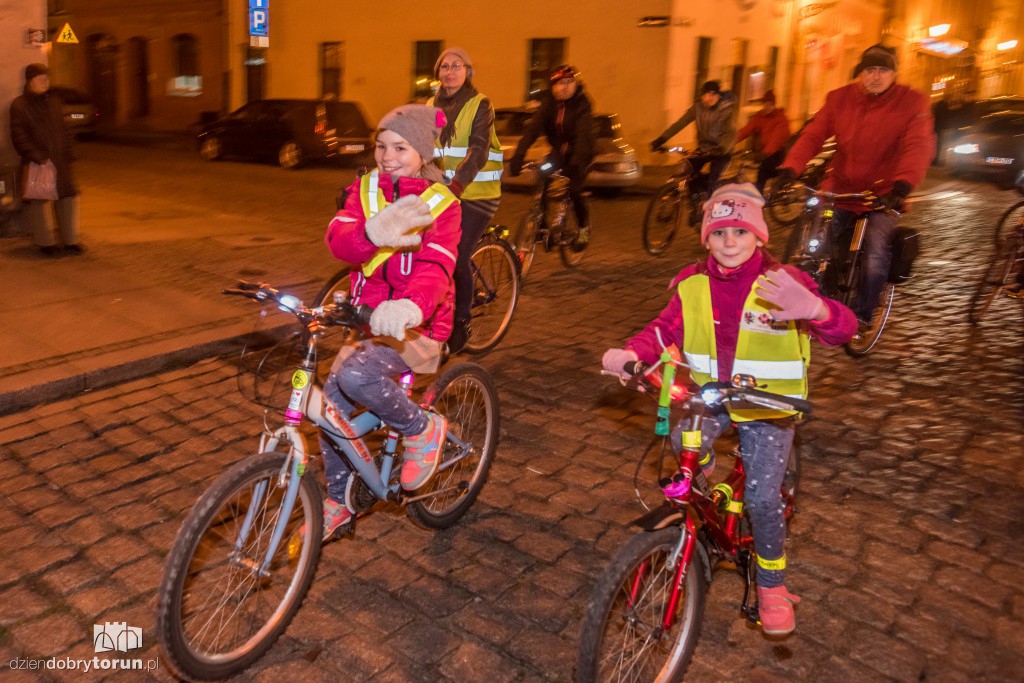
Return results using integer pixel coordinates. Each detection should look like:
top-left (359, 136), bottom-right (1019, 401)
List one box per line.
top-left (700, 408), bottom-right (795, 588)
top-left (832, 208), bottom-right (898, 322)
top-left (321, 341), bottom-right (428, 502)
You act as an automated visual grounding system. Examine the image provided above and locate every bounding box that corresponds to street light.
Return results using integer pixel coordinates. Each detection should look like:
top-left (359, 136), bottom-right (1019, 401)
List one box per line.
top-left (929, 24), bottom-right (951, 37)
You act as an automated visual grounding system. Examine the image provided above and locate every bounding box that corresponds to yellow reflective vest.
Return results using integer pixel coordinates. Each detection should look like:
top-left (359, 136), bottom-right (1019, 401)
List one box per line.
top-left (679, 274), bottom-right (810, 421)
top-left (427, 93), bottom-right (503, 200)
top-left (359, 170), bottom-right (458, 277)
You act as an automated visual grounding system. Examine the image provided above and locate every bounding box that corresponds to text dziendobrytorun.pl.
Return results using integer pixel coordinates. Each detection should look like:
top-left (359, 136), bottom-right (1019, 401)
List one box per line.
top-left (8, 656), bottom-right (160, 673)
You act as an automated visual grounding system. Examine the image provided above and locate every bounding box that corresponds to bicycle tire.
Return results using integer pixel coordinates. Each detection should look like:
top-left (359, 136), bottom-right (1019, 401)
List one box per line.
top-left (512, 211), bottom-right (541, 280)
top-left (643, 180), bottom-right (683, 256)
top-left (157, 451), bottom-right (323, 680)
top-left (845, 282), bottom-right (895, 357)
top-left (968, 230), bottom-right (1023, 324)
top-left (464, 236), bottom-right (521, 354)
top-left (993, 200), bottom-right (1024, 247)
top-left (559, 203), bottom-right (586, 268)
top-left (576, 527), bottom-right (706, 683)
top-left (405, 362), bottom-right (499, 529)
top-left (766, 181), bottom-right (805, 228)
top-left (310, 270), bottom-right (354, 375)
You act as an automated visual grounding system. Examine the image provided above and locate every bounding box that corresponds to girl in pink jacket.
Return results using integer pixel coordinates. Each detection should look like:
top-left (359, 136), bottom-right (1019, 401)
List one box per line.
top-left (319, 104), bottom-right (462, 540)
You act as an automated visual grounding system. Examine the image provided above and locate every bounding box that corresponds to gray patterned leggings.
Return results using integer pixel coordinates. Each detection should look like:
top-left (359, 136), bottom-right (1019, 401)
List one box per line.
top-left (699, 408), bottom-right (796, 588)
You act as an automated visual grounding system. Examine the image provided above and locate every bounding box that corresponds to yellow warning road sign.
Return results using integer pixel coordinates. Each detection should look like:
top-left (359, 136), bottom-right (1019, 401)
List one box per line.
top-left (56, 23), bottom-right (78, 44)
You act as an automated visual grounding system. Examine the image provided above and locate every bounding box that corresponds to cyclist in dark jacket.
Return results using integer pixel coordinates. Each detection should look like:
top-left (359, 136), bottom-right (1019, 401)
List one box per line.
top-left (510, 65), bottom-right (596, 246)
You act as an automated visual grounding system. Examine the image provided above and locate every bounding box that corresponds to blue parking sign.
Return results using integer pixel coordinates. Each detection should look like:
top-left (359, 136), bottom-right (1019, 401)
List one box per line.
top-left (249, 0), bottom-right (269, 39)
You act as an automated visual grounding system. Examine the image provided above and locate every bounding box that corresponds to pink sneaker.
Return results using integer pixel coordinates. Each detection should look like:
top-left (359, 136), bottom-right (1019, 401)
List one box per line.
top-left (321, 498), bottom-right (354, 541)
top-left (401, 412), bottom-right (447, 491)
top-left (757, 585), bottom-right (800, 636)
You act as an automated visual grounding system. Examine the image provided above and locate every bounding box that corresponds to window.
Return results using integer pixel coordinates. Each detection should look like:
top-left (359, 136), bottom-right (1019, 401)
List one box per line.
top-left (731, 39), bottom-right (748, 103)
top-left (694, 37), bottom-right (713, 100)
top-left (172, 33), bottom-right (198, 77)
top-left (526, 38), bottom-right (565, 102)
top-left (321, 42), bottom-right (344, 99)
top-left (413, 41), bottom-right (442, 101)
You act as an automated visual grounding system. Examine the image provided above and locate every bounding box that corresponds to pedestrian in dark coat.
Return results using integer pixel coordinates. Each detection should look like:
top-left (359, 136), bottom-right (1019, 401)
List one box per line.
top-left (9, 63), bottom-right (82, 256)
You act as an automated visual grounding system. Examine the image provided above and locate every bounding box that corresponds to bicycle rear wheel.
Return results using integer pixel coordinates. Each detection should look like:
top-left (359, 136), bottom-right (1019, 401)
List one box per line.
top-left (576, 527), bottom-right (706, 682)
top-left (406, 363), bottom-right (499, 529)
top-left (643, 181), bottom-right (683, 256)
top-left (766, 181), bottom-right (804, 227)
top-left (464, 236), bottom-right (521, 354)
top-left (157, 451), bottom-right (322, 680)
top-left (512, 212), bottom-right (541, 280)
top-left (968, 229), bottom-right (1023, 324)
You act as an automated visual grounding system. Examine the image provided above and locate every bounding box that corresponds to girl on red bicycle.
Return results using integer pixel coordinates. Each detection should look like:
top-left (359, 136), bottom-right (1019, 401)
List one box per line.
top-left (602, 183), bottom-right (856, 635)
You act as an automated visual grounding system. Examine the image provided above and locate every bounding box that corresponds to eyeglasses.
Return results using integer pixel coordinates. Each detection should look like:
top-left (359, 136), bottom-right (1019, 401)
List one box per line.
top-left (439, 63), bottom-right (465, 73)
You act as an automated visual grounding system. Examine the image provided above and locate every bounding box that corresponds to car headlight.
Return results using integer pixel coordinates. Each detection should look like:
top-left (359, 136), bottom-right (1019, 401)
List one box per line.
top-left (952, 143), bottom-right (980, 155)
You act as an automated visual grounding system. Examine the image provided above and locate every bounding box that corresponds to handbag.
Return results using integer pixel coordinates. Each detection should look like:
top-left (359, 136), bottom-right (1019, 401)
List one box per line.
top-left (23, 160), bottom-right (58, 201)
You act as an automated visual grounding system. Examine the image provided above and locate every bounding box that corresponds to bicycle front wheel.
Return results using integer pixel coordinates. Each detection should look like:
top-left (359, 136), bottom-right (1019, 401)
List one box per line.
top-left (643, 181), bottom-right (683, 256)
top-left (577, 527), bottom-right (706, 682)
top-left (968, 229), bottom-right (1023, 324)
top-left (464, 236), bottom-right (521, 354)
top-left (994, 200), bottom-right (1024, 247)
top-left (406, 363), bottom-right (499, 529)
top-left (157, 451), bottom-right (323, 680)
top-left (766, 181), bottom-right (804, 227)
top-left (512, 212), bottom-right (541, 280)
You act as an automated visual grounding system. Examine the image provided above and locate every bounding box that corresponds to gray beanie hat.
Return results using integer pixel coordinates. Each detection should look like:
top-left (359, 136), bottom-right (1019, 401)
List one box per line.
top-left (853, 44), bottom-right (898, 77)
top-left (377, 104), bottom-right (446, 165)
top-left (433, 47), bottom-right (474, 81)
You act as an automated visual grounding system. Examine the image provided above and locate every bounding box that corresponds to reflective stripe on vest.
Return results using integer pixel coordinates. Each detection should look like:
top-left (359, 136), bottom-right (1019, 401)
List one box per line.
top-left (359, 170), bottom-right (458, 277)
top-left (679, 274), bottom-right (810, 422)
top-left (427, 93), bottom-right (503, 200)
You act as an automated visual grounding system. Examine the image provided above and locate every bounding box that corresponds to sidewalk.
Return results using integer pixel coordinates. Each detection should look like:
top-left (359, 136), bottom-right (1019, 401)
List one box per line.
top-left (0, 157), bottom-right (962, 417)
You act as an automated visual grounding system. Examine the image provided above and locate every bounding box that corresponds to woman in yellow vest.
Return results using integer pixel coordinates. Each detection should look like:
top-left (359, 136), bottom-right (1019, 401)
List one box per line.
top-left (602, 184), bottom-right (857, 636)
top-left (427, 47), bottom-right (503, 353)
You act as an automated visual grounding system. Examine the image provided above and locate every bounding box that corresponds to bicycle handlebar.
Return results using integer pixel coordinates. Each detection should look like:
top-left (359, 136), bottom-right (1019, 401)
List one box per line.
top-left (224, 281), bottom-right (374, 328)
top-left (788, 182), bottom-right (901, 217)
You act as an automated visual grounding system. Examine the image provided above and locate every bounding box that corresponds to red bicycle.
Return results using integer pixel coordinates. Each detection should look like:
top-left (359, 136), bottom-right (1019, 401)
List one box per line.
top-left (577, 349), bottom-right (807, 681)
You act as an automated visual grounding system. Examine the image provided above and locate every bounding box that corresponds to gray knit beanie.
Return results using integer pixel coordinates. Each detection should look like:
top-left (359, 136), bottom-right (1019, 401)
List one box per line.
top-left (433, 47), bottom-right (474, 81)
top-left (853, 44), bottom-right (898, 77)
top-left (377, 104), bottom-right (446, 167)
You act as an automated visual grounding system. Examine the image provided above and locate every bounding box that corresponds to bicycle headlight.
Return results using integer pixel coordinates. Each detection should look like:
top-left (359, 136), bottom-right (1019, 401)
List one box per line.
top-left (700, 387), bottom-right (721, 405)
top-left (277, 294), bottom-right (301, 312)
top-left (806, 197), bottom-right (819, 207)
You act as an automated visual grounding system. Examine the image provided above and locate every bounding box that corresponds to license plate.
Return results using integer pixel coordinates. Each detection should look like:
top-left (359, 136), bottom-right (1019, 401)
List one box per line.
top-left (70, 113), bottom-right (85, 119)
top-left (985, 156), bottom-right (1014, 165)
top-left (341, 144), bottom-right (365, 152)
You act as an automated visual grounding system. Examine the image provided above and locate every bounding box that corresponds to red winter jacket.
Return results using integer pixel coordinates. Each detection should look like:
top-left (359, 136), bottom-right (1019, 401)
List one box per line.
top-left (737, 108), bottom-right (792, 156)
top-left (781, 82), bottom-right (934, 214)
top-left (626, 249), bottom-right (857, 384)
top-left (324, 174), bottom-right (462, 342)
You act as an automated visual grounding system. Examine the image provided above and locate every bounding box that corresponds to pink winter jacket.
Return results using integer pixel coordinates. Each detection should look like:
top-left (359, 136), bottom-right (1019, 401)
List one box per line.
top-left (626, 249), bottom-right (857, 383)
top-left (324, 174), bottom-right (462, 342)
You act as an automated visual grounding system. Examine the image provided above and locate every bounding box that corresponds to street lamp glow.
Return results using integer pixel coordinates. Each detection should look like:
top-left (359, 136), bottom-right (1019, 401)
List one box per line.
top-left (929, 24), bottom-right (951, 37)
top-left (997, 40), bottom-right (1018, 51)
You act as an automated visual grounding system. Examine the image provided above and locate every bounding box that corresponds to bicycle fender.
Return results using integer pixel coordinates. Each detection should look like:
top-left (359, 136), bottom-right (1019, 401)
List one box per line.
top-left (631, 503), bottom-right (686, 531)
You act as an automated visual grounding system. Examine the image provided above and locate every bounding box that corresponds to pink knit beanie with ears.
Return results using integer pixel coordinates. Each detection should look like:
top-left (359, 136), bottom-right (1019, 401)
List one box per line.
top-left (700, 183), bottom-right (769, 243)
top-left (377, 104), bottom-right (446, 164)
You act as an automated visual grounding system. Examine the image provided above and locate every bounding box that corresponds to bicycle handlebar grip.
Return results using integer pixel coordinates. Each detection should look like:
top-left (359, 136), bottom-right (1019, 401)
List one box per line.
top-left (743, 387), bottom-right (814, 415)
top-left (623, 360), bottom-right (648, 377)
top-left (352, 303), bottom-right (374, 326)
top-left (222, 288), bottom-right (250, 297)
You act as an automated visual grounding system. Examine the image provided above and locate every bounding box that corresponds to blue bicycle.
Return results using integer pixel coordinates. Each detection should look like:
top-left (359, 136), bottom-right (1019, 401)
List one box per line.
top-left (156, 282), bottom-right (499, 680)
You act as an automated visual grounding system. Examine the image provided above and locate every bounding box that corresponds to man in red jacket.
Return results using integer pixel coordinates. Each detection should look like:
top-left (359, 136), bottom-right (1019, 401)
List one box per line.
top-left (778, 44), bottom-right (934, 331)
top-left (736, 90), bottom-right (791, 193)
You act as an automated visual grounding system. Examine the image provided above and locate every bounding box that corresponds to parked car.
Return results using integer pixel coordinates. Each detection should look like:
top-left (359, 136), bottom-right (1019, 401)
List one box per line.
top-left (49, 87), bottom-right (98, 139)
top-left (949, 110), bottom-right (1024, 187)
top-left (972, 96), bottom-right (1024, 118)
top-left (495, 107), bottom-right (642, 191)
top-left (198, 99), bottom-right (372, 169)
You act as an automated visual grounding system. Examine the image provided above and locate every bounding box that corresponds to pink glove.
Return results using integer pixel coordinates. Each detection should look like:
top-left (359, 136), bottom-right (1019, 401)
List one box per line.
top-left (755, 269), bottom-right (826, 321)
top-left (602, 348), bottom-right (639, 378)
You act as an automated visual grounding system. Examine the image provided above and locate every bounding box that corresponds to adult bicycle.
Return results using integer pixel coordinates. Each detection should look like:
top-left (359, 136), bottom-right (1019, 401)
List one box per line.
top-left (312, 225), bottom-right (521, 355)
top-left (642, 147), bottom-right (713, 256)
top-left (511, 160), bottom-right (589, 277)
top-left (781, 183), bottom-right (913, 357)
top-left (577, 350), bottom-right (806, 681)
top-left (968, 183), bottom-right (1024, 323)
top-left (764, 140), bottom-right (836, 227)
top-left (156, 281), bottom-right (499, 680)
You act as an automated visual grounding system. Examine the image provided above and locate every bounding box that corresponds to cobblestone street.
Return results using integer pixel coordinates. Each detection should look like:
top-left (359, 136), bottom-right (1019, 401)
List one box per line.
top-left (1, 144), bottom-right (1022, 682)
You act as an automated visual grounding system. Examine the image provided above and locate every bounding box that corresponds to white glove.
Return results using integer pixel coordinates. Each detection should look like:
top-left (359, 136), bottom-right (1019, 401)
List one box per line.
top-left (365, 195), bottom-right (433, 248)
top-left (602, 348), bottom-right (639, 379)
top-left (369, 299), bottom-right (423, 340)
top-left (755, 268), bottom-right (827, 321)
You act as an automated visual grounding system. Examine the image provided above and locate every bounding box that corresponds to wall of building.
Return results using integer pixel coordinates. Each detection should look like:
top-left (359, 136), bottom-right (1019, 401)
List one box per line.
top-left (226, 0), bottom-right (796, 163)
